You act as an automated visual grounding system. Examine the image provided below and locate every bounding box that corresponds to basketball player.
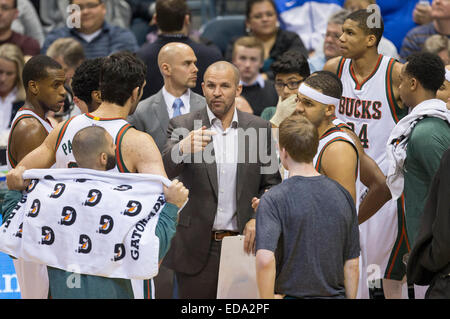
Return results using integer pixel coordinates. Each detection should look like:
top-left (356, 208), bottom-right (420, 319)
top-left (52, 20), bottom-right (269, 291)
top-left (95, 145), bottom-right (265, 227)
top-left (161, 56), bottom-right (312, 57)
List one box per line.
top-left (324, 9), bottom-right (409, 299)
top-left (5, 55), bottom-right (66, 299)
top-left (296, 72), bottom-right (359, 203)
top-left (6, 52), bottom-right (168, 299)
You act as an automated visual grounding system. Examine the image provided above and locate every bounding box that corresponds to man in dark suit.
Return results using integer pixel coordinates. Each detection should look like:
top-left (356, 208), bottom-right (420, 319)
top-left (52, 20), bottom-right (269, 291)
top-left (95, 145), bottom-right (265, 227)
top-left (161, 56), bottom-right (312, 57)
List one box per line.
top-left (137, 0), bottom-right (222, 100)
top-left (162, 61), bottom-right (281, 299)
top-left (128, 42), bottom-right (207, 152)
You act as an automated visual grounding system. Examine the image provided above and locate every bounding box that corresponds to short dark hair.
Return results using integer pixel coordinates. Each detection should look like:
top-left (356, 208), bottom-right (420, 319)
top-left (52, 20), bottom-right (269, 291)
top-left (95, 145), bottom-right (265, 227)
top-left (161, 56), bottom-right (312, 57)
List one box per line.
top-left (99, 51), bottom-right (146, 106)
top-left (22, 55), bottom-right (62, 90)
top-left (71, 57), bottom-right (104, 110)
top-left (346, 9), bottom-right (384, 46)
top-left (271, 50), bottom-right (310, 78)
top-left (246, 0), bottom-right (277, 19)
top-left (405, 52), bottom-right (445, 93)
top-left (304, 71), bottom-right (343, 100)
top-left (279, 114), bottom-right (319, 163)
top-left (155, 0), bottom-right (189, 32)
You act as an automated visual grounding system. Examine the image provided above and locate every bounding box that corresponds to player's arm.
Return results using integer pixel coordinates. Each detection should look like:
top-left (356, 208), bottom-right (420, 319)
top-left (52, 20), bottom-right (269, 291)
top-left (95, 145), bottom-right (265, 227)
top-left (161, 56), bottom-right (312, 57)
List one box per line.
top-left (343, 257), bottom-right (359, 299)
top-left (323, 56), bottom-right (343, 74)
top-left (391, 61), bottom-right (405, 109)
top-left (121, 128), bottom-right (168, 177)
top-left (358, 152), bottom-right (392, 224)
top-left (321, 141), bottom-right (357, 203)
top-left (6, 120), bottom-right (62, 191)
top-left (341, 127), bottom-right (392, 224)
top-left (10, 118), bottom-right (49, 165)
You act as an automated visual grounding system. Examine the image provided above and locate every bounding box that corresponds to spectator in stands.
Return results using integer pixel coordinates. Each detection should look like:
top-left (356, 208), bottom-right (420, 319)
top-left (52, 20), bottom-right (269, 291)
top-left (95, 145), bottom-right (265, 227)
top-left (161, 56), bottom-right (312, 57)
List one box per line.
top-left (343, 0), bottom-right (399, 59)
top-left (46, 37), bottom-right (85, 123)
top-left (0, 43), bottom-right (25, 133)
top-left (125, 0), bottom-right (154, 46)
top-left (11, 0), bottom-right (44, 47)
top-left (0, 0), bottom-right (40, 57)
top-left (39, 0), bottom-right (132, 33)
top-left (137, 0), bottom-right (222, 100)
top-left (226, 0), bottom-right (308, 81)
top-left (231, 36), bottom-right (278, 116)
top-left (423, 34), bottom-right (450, 64)
top-left (412, 0), bottom-right (433, 26)
top-left (437, 64), bottom-right (450, 108)
top-left (260, 50), bottom-right (310, 123)
top-left (308, 9), bottom-right (349, 73)
top-left (46, 38), bottom-right (85, 86)
top-left (41, 0), bottom-right (138, 59)
top-left (400, 0), bottom-right (450, 62)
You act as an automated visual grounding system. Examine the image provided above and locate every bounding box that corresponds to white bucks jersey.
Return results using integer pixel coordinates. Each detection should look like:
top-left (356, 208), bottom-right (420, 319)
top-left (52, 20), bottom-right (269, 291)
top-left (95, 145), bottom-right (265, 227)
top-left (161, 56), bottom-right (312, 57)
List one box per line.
top-left (54, 113), bottom-right (133, 172)
top-left (336, 54), bottom-right (407, 173)
top-left (7, 108), bottom-right (54, 170)
top-left (313, 125), bottom-right (361, 211)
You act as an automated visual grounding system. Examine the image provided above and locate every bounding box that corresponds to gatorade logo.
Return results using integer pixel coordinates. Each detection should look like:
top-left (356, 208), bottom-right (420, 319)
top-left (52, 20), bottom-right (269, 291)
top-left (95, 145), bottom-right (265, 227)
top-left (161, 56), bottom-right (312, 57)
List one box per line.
top-left (113, 243), bottom-right (126, 261)
top-left (26, 179), bottom-right (39, 193)
top-left (15, 223), bottom-right (23, 238)
top-left (41, 226), bottom-right (55, 245)
top-left (122, 200), bottom-right (142, 217)
top-left (75, 179), bottom-right (89, 183)
top-left (50, 183), bottom-right (66, 198)
top-left (98, 215), bottom-right (114, 234)
top-left (60, 207), bottom-right (77, 226)
top-left (84, 189), bottom-right (102, 207)
top-left (77, 234), bottom-right (92, 254)
top-left (114, 185), bottom-right (132, 192)
top-left (44, 175), bottom-right (55, 180)
top-left (27, 199), bottom-right (41, 218)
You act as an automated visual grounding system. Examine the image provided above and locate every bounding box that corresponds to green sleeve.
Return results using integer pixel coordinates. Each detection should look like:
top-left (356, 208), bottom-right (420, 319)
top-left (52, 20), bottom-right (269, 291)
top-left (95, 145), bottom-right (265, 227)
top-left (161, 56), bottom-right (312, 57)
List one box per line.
top-left (260, 106), bottom-right (276, 122)
top-left (409, 119), bottom-right (450, 180)
top-left (1, 190), bottom-right (23, 224)
top-left (155, 202), bottom-right (179, 261)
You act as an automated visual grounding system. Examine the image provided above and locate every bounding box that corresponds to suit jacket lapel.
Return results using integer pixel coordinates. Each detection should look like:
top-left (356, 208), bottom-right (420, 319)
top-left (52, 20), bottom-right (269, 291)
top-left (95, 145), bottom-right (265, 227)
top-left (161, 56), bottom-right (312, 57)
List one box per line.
top-left (190, 92), bottom-right (205, 112)
top-left (199, 108), bottom-right (219, 199)
top-left (236, 110), bottom-right (250, 202)
top-left (153, 91), bottom-right (170, 137)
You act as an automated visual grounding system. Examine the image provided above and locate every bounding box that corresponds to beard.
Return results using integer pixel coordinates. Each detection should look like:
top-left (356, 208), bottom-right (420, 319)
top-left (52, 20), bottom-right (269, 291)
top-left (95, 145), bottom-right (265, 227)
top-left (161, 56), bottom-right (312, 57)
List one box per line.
top-left (105, 153), bottom-right (117, 171)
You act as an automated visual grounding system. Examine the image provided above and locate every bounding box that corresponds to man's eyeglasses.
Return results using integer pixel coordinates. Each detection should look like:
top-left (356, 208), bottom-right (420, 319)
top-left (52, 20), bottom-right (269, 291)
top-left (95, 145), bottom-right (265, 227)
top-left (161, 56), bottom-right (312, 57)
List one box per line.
top-left (274, 80), bottom-right (303, 90)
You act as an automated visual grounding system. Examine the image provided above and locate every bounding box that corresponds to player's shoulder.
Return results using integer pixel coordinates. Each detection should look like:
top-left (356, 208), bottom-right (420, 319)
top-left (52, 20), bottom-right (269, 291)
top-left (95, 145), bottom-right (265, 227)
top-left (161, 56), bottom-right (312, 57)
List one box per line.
top-left (12, 116), bottom-right (48, 136)
top-left (323, 56), bottom-right (344, 73)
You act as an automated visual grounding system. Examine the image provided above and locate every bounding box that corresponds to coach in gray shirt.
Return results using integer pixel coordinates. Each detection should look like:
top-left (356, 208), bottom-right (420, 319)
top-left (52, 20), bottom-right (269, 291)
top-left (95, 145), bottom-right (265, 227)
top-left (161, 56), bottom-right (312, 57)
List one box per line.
top-left (128, 42), bottom-right (207, 153)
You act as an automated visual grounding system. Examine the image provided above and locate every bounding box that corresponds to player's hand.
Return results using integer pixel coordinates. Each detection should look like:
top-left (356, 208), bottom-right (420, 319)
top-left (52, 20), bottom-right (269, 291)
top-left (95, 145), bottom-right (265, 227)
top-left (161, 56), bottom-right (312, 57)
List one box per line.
top-left (6, 166), bottom-right (29, 191)
top-left (164, 179), bottom-right (189, 208)
top-left (179, 126), bottom-right (216, 155)
top-left (270, 95), bottom-right (298, 127)
top-left (243, 218), bottom-right (256, 255)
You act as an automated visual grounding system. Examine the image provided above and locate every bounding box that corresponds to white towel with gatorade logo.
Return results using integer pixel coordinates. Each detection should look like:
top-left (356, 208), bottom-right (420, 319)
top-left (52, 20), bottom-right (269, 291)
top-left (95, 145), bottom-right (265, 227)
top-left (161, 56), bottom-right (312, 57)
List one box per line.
top-left (0, 168), bottom-right (170, 280)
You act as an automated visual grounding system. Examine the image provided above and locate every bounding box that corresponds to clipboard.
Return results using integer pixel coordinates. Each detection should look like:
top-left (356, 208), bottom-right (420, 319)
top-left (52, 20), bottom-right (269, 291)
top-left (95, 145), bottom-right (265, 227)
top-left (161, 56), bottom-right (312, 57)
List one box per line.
top-left (216, 235), bottom-right (260, 299)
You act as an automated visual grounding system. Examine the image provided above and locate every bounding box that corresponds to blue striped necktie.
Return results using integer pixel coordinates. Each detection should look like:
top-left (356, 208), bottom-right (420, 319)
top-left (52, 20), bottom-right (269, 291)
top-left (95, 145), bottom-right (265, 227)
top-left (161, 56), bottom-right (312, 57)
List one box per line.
top-left (172, 98), bottom-right (183, 118)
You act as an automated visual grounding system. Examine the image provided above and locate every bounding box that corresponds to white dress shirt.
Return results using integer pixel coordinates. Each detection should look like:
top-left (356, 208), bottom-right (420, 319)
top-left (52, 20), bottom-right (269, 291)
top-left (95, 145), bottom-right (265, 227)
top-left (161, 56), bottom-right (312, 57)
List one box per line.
top-left (207, 106), bottom-right (239, 232)
top-left (162, 87), bottom-right (191, 119)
